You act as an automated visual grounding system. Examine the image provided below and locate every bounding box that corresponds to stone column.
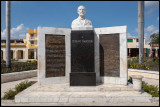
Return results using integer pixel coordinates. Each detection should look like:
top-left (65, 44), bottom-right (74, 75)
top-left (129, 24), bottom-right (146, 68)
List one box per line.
top-left (2, 50), bottom-right (6, 60)
top-left (149, 47), bottom-right (152, 58)
top-left (34, 48), bottom-right (37, 59)
top-left (3, 50), bottom-right (6, 60)
top-left (15, 50), bottom-right (18, 60)
top-left (132, 75), bottom-right (143, 91)
top-left (23, 50), bottom-right (25, 60)
top-left (25, 49), bottom-right (28, 60)
top-left (155, 48), bottom-right (158, 58)
top-left (129, 48), bottom-right (131, 57)
top-left (144, 48), bottom-right (146, 58)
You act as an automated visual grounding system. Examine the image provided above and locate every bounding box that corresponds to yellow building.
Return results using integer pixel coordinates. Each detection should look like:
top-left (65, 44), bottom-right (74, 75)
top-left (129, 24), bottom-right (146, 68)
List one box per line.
top-left (127, 37), bottom-right (150, 57)
top-left (1, 29), bottom-right (37, 61)
top-left (25, 29), bottom-right (38, 60)
top-left (1, 39), bottom-right (27, 61)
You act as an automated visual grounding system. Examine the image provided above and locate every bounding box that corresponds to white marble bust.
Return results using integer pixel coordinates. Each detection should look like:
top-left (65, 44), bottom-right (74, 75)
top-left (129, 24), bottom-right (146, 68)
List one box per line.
top-left (71, 5), bottom-right (93, 30)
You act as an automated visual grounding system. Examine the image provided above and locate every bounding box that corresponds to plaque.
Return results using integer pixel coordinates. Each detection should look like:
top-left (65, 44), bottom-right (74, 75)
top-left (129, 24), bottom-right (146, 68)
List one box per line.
top-left (70, 30), bottom-right (96, 86)
top-left (99, 34), bottom-right (120, 77)
top-left (45, 34), bottom-right (65, 77)
top-left (71, 30), bottom-right (94, 72)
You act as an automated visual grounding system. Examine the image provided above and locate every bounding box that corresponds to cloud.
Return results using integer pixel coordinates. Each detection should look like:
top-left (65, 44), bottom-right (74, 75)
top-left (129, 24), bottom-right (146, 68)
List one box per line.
top-left (144, 25), bottom-right (159, 44)
top-left (127, 33), bottom-right (132, 37)
top-left (1, 24), bottom-right (28, 40)
top-left (144, 1), bottom-right (159, 17)
top-left (134, 25), bottom-right (159, 44)
top-left (145, 1), bottom-right (159, 9)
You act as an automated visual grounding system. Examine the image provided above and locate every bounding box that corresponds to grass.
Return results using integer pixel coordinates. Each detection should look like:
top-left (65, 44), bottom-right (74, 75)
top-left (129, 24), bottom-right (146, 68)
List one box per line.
top-left (2, 80), bottom-right (35, 100)
top-left (142, 81), bottom-right (159, 97)
top-left (128, 77), bottom-right (159, 97)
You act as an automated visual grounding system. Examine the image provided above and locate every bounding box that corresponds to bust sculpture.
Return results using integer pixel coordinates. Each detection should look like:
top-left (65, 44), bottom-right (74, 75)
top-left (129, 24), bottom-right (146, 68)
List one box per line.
top-left (71, 5), bottom-right (93, 30)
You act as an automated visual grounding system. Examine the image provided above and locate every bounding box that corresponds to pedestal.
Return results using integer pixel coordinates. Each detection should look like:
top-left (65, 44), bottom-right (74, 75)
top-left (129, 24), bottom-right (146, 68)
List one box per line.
top-left (70, 30), bottom-right (96, 86)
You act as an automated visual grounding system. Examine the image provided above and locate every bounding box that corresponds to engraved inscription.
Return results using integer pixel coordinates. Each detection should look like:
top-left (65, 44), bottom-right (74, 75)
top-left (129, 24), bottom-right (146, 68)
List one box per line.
top-left (100, 34), bottom-right (120, 77)
top-left (45, 34), bottom-right (65, 77)
top-left (71, 30), bottom-right (94, 73)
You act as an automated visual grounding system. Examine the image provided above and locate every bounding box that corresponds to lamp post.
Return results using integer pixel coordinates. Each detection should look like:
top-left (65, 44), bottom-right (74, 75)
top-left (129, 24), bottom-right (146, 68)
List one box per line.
top-left (138, 1), bottom-right (144, 63)
top-left (6, 1), bottom-right (11, 68)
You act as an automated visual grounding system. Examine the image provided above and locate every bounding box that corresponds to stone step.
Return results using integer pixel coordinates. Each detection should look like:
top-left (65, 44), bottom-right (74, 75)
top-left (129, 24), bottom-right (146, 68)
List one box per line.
top-left (15, 91), bottom-right (152, 103)
top-left (30, 83), bottom-right (135, 92)
top-left (15, 83), bottom-right (152, 103)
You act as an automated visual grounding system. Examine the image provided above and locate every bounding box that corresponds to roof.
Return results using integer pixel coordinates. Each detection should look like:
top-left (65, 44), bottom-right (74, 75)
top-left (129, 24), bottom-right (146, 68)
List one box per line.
top-left (27, 29), bottom-right (37, 34)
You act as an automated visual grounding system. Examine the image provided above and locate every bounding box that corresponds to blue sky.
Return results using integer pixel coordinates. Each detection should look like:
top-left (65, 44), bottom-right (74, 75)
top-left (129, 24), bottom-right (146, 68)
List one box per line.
top-left (1, 1), bottom-right (159, 44)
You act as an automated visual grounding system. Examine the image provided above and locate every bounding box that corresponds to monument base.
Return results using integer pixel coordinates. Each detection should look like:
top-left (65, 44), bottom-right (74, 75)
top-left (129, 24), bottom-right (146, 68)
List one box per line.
top-left (70, 72), bottom-right (96, 86)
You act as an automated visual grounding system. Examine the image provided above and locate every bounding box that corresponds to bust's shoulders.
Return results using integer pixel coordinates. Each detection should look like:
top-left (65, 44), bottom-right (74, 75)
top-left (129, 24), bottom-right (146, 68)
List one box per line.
top-left (72, 18), bottom-right (79, 23)
top-left (85, 18), bottom-right (91, 22)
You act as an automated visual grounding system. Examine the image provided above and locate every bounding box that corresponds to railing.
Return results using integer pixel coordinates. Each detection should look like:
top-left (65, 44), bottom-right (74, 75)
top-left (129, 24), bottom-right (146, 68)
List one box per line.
top-left (29, 36), bottom-right (37, 40)
top-left (28, 44), bottom-right (37, 48)
top-left (1, 43), bottom-right (26, 47)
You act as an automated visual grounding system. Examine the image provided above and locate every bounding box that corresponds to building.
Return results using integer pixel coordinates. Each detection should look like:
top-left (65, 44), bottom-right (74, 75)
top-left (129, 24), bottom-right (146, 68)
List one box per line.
top-left (1, 39), bottom-right (26, 61)
top-left (2, 29), bottom-right (156, 61)
top-left (1, 29), bottom-right (37, 61)
top-left (149, 43), bottom-right (159, 58)
top-left (127, 37), bottom-right (150, 58)
top-left (25, 29), bottom-right (38, 60)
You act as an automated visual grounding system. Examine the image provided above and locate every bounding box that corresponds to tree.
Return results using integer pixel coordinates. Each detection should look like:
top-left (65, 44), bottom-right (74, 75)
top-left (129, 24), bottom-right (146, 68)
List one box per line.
top-left (150, 32), bottom-right (159, 44)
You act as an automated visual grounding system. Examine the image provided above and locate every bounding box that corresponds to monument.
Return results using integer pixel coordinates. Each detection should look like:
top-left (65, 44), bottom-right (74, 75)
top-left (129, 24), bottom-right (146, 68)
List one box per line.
top-left (37, 5), bottom-right (128, 85)
top-left (70, 5), bottom-right (96, 86)
top-left (15, 5), bottom-right (152, 104)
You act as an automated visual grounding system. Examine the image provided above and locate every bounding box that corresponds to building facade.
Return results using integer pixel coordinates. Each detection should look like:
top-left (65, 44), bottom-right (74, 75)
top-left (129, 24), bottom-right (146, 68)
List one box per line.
top-left (127, 37), bottom-right (151, 58)
top-left (1, 29), bottom-right (37, 61)
top-left (149, 43), bottom-right (159, 58)
top-left (2, 29), bottom-right (158, 61)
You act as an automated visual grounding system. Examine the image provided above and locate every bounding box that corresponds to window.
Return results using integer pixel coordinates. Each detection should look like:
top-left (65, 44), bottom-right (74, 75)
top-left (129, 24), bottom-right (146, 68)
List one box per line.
top-left (31, 41), bottom-right (34, 44)
top-left (127, 39), bottom-right (133, 42)
top-left (30, 34), bottom-right (34, 37)
top-left (136, 39), bottom-right (139, 42)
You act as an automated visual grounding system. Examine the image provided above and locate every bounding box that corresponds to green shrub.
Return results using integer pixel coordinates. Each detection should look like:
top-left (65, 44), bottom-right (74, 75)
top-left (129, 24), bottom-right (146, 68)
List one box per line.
top-left (2, 89), bottom-right (17, 100)
top-left (142, 81), bottom-right (159, 97)
top-left (2, 81), bottom-right (33, 100)
top-left (26, 60), bottom-right (31, 63)
top-left (31, 60), bottom-right (37, 64)
top-left (129, 63), bottom-right (149, 70)
top-left (128, 57), bottom-right (159, 71)
top-left (15, 81), bottom-right (32, 92)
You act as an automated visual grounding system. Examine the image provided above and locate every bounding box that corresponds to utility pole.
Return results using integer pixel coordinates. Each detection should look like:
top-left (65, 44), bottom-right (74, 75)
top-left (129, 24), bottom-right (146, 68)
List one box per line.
top-left (138, 1), bottom-right (144, 63)
top-left (6, 1), bottom-right (11, 68)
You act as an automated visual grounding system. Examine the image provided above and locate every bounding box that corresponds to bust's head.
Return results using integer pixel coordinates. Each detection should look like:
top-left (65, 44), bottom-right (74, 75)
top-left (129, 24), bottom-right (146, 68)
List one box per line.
top-left (77, 5), bottom-right (86, 16)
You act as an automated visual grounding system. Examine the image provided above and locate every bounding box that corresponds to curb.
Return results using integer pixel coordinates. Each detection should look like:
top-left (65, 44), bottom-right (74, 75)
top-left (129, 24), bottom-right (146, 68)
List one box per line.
top-left (1, 70), bottom-right (37, 83)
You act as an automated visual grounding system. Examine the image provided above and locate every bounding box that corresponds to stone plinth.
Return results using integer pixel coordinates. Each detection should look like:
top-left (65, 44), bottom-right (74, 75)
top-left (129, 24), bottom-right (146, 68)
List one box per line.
top-left (132, 75), bottom-right (143, 91)
top-left (15, 83), bottom-right (152, 103)
top-left (70, 30), bottom-right (96, 86)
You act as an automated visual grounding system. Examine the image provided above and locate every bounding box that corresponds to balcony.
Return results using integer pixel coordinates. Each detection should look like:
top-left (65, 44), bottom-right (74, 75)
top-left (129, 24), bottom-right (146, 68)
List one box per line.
top-left (1, 43), bottom-right (26, 47)
top-left (29, 36), bottom-right (37, 40)
top-left (28, 44), bottom-right (37, 48)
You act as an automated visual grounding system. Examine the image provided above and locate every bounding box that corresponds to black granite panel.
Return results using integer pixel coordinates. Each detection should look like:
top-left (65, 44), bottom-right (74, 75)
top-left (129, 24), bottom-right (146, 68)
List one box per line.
top-left (70, 72), bottom-right (96, 86)
top-left (71, 30), bottom-right (94, 73)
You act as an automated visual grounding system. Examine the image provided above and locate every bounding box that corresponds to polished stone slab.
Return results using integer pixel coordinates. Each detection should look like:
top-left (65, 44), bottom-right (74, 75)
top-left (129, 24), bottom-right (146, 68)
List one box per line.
top-left (70, 72), bottom-right (96, 86)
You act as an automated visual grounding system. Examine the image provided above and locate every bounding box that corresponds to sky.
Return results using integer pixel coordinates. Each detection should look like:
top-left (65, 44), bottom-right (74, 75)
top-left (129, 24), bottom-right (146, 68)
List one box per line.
top-left (1, 1), bottom-right (159, 44)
